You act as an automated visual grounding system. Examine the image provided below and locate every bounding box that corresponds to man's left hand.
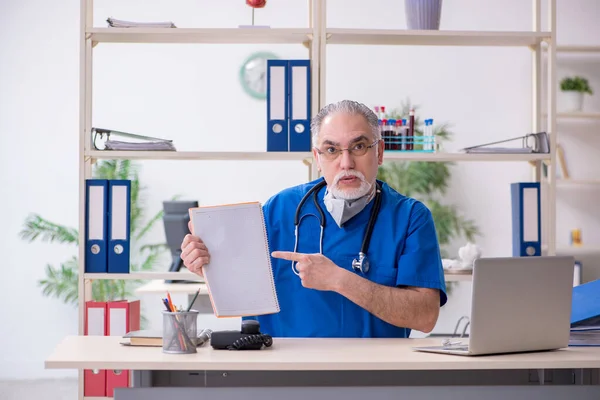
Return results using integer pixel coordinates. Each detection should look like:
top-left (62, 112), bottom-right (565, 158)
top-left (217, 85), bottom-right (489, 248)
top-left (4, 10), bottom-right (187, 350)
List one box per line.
top-left (271, 251), bottom-right (346, 291)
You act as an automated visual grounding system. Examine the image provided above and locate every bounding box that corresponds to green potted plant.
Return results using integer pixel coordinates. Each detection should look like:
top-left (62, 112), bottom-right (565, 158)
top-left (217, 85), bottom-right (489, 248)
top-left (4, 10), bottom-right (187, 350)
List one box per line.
top-left (20, 160), bottom-right (169, 312)
top-left (379, 99), bottom-right (480, 265)
top-left (560, 76), bottom-right (593, 112)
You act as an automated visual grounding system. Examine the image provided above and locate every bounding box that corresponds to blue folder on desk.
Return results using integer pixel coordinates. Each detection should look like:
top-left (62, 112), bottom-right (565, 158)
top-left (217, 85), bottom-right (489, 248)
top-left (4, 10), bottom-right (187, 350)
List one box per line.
top-left (569, 279), bottom-right (600, 346)
top-left (571, 278), bottom-right (600, 326)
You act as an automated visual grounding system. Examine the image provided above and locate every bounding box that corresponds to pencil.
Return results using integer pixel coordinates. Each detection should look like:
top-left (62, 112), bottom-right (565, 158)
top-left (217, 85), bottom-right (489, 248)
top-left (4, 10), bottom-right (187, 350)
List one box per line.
top-left (166, 292), bottom-right (176, 312)
top-left (186, 288), bottom-right (201, 312)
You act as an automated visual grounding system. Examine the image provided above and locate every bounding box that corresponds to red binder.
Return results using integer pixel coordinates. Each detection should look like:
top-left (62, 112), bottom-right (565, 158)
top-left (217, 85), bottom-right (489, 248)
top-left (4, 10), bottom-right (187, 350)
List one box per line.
top-left (84, 301), bottom-right (107, 397)
top-left (106, 300), bottom-right (141, 397)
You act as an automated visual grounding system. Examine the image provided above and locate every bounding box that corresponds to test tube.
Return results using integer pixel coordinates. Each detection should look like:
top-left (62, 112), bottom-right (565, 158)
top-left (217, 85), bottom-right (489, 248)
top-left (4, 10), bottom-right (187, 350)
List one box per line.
top-left (430, 118), bottom-right (436, 152)
top-left (401, 119), bottom-right (408, 151)
top-left (408, 109), bottom-right (415, 151)
top-left (423, 119), bottom-right (429, 151)
top-left (382, 119), bottom-right (388, 150)
top-left (394, 120), bottom-right (402, 150)
top-left (389, 119), bottom-right (397, 150)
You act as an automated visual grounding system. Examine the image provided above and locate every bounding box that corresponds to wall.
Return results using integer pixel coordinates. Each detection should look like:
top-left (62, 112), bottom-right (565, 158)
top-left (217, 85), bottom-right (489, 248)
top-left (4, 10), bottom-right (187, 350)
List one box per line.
top-left (0, 0), bottom-right (598, 380)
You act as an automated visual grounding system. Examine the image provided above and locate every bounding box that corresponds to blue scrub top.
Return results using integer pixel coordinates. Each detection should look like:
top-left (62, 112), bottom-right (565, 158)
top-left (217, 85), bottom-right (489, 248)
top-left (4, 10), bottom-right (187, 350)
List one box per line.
top-left (246, 177), bottom-right (447, 338)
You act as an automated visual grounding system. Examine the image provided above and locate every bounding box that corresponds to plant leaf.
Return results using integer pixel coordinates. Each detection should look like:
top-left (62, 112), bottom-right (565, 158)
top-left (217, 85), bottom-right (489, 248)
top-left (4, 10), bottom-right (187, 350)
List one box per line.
top-left (20, 214), bottom-right (79, 245)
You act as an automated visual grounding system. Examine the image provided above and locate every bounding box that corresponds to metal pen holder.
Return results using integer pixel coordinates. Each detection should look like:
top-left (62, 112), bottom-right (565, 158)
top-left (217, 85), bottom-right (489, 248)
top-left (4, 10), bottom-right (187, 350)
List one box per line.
top-left (162, 310), bottom-right (199, 354)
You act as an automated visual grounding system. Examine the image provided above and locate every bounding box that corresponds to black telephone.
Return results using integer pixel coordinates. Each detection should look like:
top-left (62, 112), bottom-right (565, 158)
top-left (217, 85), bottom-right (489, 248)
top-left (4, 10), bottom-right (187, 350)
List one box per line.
top-left (210, 320), bottom-right (273, 350)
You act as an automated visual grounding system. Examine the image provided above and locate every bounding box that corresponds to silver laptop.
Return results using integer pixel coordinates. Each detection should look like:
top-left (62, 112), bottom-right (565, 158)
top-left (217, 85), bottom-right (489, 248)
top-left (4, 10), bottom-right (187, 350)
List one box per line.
top-left (413, 256), bottom-right (574, 356)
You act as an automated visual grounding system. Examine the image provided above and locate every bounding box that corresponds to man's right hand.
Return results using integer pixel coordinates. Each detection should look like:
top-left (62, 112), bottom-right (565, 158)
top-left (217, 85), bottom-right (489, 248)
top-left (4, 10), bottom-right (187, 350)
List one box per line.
top-left (181, 221), bottom-right (211, 277)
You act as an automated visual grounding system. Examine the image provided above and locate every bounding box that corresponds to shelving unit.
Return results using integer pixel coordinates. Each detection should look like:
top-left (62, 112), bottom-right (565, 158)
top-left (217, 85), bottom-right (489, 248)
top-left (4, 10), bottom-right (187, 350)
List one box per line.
top-left (543, 41), bottom-right (600, 253)
top-left (74, 1), bottom-right (557, 399)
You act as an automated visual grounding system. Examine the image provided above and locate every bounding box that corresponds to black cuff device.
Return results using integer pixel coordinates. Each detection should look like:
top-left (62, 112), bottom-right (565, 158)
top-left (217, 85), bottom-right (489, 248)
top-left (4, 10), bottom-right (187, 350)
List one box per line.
top-left (210, 320), bottom-right (273, 350)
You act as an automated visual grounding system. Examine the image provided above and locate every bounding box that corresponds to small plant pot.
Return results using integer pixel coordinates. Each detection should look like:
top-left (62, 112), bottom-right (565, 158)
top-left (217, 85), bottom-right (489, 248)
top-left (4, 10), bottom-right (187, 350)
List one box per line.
top-left (560, 91), bottom-right (584, 112)
top-left (405, 0), bottom-right (443, 30)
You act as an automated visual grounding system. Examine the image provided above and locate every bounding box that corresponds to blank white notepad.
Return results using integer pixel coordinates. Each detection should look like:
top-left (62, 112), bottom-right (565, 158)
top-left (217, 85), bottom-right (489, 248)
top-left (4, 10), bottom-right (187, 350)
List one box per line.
top-left (189, 202), bottom-right (280, 317)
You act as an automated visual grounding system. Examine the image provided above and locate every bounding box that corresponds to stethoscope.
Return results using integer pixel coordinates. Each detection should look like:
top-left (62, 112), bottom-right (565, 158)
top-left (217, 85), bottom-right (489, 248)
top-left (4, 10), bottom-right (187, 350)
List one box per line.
top-left (292, 179), bottom-right (383, 275)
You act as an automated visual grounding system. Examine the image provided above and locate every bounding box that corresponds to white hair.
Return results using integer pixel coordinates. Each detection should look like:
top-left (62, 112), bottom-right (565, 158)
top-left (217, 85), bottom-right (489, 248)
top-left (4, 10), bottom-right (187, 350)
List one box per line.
top-left (310, 100), bottom-right (381, 148)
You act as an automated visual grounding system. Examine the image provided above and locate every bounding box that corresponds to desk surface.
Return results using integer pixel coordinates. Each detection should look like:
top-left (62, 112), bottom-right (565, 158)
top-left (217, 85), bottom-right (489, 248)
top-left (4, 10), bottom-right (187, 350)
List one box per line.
top-left (45, 336), bottom-right (600, 372)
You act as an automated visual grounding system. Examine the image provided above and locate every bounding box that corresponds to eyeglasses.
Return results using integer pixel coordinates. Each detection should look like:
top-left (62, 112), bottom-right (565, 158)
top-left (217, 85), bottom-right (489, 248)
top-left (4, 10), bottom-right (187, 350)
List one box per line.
top-left (315, 139), bottom-right (379, 161)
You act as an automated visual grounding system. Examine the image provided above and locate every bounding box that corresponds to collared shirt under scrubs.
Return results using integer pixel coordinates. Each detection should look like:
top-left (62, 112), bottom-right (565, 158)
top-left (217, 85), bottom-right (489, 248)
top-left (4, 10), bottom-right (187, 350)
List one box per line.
top-left (247, 177), bottom-right (447, 338)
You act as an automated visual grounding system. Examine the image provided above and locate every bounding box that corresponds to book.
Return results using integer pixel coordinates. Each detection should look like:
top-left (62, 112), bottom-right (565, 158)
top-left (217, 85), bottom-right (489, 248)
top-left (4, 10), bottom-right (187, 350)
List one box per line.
top-left (121, 329), bottom-right (211, 347)
top-left (189, 202), bottom-right (280, 317)
top-left (569, 325), bottom-right (600, 347)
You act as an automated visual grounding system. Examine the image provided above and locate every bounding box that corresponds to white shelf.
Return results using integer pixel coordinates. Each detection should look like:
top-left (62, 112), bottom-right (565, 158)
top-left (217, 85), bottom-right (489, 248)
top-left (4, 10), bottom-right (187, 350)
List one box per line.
top-left (88, 28), bottom-right (312, 44)
top-left (556, 179), bottom-right (600, 187)
top-left (84, 272), bottom-right (203, 281)
top-left (556, 46), bottom-right (600, 53)
top-left (556, 245), bottom-right (600, 254)
top-left (383, 152), bottom-right (549, 162)
top-left (85, 150), bottom-right (549, 162)
top-left (85, 150), bottom-right (313, 161)
top-left (556, 112), bottom-right (600, 120)
top-left (326, 29), bottom-right (551, 47)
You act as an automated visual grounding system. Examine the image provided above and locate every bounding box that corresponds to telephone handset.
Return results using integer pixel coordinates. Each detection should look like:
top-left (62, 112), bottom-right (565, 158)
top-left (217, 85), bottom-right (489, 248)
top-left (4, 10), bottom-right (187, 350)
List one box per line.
top-left (210, 320), bottom-right (273, 350)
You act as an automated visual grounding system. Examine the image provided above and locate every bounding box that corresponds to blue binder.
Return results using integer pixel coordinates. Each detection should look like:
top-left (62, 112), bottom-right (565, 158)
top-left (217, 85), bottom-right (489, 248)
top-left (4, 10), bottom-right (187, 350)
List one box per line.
top-left (266, 59), bottom-right (289, 151)
top-left (510, 182), bottom-right (541, 257)
top-left (571, 279), bottom-right (600, 326)
top-left (85, 179), bottom-right (108, 273)
top-left (288, 59), bottom-right (311, 152)
top-left (107, 180), bottom-right (131, 273)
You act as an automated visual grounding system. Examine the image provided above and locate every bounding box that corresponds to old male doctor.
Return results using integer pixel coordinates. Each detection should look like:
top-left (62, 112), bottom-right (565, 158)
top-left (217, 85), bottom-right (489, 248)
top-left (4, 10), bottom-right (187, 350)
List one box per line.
top-left (181, 100), bottom-right (447, 338)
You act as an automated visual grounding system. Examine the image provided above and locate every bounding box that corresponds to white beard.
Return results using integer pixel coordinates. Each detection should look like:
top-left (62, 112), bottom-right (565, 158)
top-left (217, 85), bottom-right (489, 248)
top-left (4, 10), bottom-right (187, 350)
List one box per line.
top-left (329, 170), bottom-right (372, 200)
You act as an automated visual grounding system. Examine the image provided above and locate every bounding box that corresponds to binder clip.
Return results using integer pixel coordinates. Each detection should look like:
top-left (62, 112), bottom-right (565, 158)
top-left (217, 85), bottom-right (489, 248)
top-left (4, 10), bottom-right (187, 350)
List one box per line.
top-left (91, 127), bottom-right (176, 151)
top-left (461, 132), bottom-right (550, 154)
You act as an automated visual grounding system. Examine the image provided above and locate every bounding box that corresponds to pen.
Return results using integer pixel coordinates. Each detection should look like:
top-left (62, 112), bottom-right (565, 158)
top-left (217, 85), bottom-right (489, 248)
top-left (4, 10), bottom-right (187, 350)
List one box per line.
top-left (166, 292), bottom-right (176, 312)
top-left (162, 298), bottom-right (172, 312)
top-left (186, 287), bottom-right (201, 312)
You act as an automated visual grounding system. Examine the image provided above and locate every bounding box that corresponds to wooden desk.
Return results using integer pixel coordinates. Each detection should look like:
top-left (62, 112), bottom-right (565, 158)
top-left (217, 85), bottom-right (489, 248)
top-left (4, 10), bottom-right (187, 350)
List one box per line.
top-left (46, 336), bottom-right (600, 400)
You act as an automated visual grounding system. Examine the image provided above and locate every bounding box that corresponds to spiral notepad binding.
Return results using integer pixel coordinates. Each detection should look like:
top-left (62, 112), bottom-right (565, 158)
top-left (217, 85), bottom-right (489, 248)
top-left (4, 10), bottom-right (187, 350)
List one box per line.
top-left (259, 206), bottom-right (280, 312)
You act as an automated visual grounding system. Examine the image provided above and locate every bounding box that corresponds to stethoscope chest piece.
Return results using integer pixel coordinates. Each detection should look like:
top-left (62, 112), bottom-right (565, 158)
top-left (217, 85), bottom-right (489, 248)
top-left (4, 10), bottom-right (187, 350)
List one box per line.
top-left (352, 252), bottom-right (370, 274)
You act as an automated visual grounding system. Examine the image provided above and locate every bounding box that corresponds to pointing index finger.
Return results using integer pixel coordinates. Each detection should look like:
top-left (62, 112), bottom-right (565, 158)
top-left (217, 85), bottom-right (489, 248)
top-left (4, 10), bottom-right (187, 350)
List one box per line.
top-left (271, 251), bottom-right (305, 262)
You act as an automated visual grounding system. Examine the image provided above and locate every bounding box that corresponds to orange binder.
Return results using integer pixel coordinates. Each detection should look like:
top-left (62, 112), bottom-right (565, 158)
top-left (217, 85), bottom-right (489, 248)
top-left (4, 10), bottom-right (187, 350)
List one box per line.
top-left (106, 300), bottom-right (141, 397)
top-left (84, 301), bottom-right (107, 397)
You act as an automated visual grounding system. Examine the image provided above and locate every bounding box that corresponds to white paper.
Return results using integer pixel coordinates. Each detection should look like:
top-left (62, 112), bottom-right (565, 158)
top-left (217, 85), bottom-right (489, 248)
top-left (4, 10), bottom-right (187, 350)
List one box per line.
top-left (523, 187), bottom-right (539, 242)
top-left (190, 203), bottom-right (279, 317)
top-left (269, 66), bottom-right (286, 121)
top-left (109, 308), bottom-right (127, 336)
top-left (88, 186), bottom-right (104, 240)
top-left (87, 308), bottom-right (105, 336)
top-left (291, 66), bottom-right (308, 120)
top-left (111, 185), bottom-right (127, 240)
